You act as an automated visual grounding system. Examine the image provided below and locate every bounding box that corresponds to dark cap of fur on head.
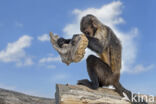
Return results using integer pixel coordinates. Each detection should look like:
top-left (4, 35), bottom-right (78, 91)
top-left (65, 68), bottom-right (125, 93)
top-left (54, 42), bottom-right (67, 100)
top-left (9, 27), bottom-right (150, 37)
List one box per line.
top-left (80, 14), bottom-right (101, 32)
top-left (80, 14), bottom-right (95, 31)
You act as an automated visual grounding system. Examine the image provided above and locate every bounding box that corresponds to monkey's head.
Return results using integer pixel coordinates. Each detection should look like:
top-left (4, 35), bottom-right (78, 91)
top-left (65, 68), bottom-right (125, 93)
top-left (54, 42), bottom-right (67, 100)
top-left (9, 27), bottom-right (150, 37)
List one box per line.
top-left (80, 14), bottom-right (102, 37)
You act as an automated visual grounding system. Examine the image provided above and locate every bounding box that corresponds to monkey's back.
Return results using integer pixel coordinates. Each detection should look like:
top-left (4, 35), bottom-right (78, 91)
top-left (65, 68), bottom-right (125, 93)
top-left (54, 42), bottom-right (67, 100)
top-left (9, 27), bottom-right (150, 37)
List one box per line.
top-left (99, 27), bottom-right (122, 75)
top-left (109, 31), bottom-right (122, 74)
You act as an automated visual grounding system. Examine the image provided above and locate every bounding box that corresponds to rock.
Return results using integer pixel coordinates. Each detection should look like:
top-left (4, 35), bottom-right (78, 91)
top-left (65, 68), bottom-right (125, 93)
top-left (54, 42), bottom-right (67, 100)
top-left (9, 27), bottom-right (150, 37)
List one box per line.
top-left (55, 84), bottom-right (131, 104)
top-left (49, 32), bottom-right (88, 65)
top-left (0, 88), bottom-right (55, 104)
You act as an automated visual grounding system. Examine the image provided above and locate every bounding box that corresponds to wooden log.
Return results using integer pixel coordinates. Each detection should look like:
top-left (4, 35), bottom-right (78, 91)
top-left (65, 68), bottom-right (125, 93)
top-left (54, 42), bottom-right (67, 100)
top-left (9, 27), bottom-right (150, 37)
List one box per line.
top-left (49, 32), bottom-right (88, 65)
top-left (55, 84), bottom-right (131, 104)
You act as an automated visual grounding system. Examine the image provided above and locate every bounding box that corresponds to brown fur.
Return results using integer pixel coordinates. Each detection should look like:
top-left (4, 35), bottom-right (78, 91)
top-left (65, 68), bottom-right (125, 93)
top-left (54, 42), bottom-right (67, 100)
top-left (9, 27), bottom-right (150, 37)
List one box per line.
top-left (78, 14), bottom-right (148, 104)
top-left (81, 14), bottom-right (122, 76)
top-left (79, 14), bottom-right (130, 101)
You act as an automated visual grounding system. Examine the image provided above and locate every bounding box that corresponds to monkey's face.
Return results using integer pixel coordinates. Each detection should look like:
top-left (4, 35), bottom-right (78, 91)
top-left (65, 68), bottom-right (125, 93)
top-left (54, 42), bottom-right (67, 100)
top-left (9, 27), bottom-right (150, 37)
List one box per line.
top-left (83, 25), bottom-right (94, 37)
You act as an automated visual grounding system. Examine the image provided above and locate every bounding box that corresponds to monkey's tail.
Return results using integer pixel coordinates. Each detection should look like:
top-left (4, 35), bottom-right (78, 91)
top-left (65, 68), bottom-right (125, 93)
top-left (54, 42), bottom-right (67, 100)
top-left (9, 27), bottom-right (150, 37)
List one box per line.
top-left (114, 82), bottom-right (148, 104)
top-left (114, 82), bottom-right (132, 100)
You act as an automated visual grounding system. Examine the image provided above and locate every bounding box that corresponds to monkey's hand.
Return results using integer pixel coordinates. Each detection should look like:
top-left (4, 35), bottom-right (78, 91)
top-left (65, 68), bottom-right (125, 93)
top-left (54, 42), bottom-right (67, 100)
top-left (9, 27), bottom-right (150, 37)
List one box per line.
top-left (57, 38), bottom-right (66, 48)
top-left (86, 35), bottom-right (104, 54)
top-left (57, 38), bottom-right (71, 48)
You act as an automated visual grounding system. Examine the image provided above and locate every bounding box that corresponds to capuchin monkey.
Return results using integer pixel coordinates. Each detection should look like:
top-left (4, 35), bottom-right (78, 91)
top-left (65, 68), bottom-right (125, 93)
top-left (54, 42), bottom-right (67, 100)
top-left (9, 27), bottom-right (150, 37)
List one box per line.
top-left (57, 14), bottom-right (147, 104)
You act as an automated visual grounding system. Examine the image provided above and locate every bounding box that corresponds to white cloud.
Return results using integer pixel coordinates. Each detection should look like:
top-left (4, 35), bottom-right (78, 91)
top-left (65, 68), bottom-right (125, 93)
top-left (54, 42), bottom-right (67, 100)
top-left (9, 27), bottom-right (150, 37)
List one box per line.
top-left (16, 57), bottom-right (34, 67)
top-left (38, 34), bottom-right (50, 42)
top-left (39, 56), bottom-right (61, 63)
top-left (47, 65), bottom-right (56, 69)
top-left (24, 58), bottom-right (34, 66)
top-left (63, 1), bottom-right (124, 37)
top-left (38, 54), bottom-right (61, 69)
top-left (0, 35), bottom-right (33, 66)
top-left (126, 64), bottom-right (155, 74)
top-left (63, 1), bottom-right (154, 73)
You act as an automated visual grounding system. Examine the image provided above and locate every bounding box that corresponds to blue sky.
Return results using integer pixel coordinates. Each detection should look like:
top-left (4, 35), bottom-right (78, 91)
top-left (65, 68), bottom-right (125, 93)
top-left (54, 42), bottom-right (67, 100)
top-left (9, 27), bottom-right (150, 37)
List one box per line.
top-left (0, 0), bottom-right (156, 98)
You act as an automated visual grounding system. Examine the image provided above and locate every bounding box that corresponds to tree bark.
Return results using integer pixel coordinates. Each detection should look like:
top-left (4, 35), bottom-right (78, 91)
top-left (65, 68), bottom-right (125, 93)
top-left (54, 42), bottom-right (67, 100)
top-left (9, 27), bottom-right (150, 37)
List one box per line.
top-left (55, 84), bottom-right (131, 104)
top-left (49, 32), bottom-right (88, 65)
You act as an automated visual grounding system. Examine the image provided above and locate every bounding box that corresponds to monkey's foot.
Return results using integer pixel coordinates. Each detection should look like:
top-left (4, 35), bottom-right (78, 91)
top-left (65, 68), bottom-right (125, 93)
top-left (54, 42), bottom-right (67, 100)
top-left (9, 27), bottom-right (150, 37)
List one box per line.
top-left (77, 79), bottom-right (92, 89)
top-left (77, 79), bottom-right (99, 90)
top-left (77, 79), bottom-right (91, 85)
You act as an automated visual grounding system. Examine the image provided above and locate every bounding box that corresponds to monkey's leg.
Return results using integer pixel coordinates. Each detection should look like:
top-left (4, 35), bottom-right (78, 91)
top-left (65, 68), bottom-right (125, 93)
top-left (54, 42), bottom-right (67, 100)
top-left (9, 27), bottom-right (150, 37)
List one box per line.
top-left (86, 55), bottom-right (103, 89)
top-left (77, 72), bottom-right (99, 89)
top-left (78, 55), bottom-right (113, 90)
top-left (77, 55), bottom-right (99, 89)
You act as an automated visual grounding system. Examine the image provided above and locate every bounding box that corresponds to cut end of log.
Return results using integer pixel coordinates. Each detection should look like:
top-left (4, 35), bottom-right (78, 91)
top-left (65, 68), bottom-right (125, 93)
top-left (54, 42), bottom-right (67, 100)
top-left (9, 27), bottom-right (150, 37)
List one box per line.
top-left (49, 33), bottom-right (88, 65)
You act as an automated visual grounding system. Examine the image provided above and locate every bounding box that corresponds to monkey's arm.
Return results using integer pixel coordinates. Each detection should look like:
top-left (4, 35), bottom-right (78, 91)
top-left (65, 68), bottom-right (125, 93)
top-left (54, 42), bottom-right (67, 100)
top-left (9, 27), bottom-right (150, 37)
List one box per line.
top-left (86, 35), bottom-right (104, 54)
top-left (86, 28), bottom-right (111, 54)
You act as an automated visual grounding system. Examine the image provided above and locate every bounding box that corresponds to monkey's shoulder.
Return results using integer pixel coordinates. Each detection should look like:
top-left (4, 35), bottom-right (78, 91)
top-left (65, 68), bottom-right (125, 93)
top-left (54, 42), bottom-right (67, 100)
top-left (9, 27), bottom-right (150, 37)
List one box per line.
top-left (94, 27), bottom-right (108, 40)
